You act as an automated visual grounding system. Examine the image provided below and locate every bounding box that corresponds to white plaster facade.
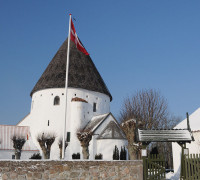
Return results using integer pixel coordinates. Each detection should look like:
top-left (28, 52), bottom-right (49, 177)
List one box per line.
top-left (0, 150), bottom-right (38, 160)
top-left (0, 125), bottom-right (39, 159)
top-left (18, 87), bottom-right (127, 160)
top-left (172, 108), bottom-right (200, 179)
top-left (88, 114), bottom-right (128, 160)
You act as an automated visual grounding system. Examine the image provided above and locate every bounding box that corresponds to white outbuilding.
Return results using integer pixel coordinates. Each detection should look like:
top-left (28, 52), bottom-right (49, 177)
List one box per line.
top-left (0, 125), bottom-right (39, 159)
top-left (17, 38), bottom-right (128, 160)
top-left (172, 108), bottom-right (200, 178)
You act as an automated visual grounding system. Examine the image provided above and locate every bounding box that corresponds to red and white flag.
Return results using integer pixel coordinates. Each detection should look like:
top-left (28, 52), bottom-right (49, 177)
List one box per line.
top-left (70, 19), bottom-right (89, 55)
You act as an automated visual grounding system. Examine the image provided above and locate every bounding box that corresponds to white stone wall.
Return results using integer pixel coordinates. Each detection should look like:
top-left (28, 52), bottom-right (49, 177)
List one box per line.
top-left (18, 87), bottom-right (110, 159)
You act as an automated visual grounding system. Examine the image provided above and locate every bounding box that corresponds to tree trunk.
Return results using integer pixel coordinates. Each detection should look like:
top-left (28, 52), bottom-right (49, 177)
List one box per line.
top-left (82, 146), bottom-right (89, 159)
top-left (60, 148), bottom-right (62, 159)
top-left (46, 149), bottom-right (50, 159)
top-left (15, 149), bottom-right (21, 159)
top-left (40, 144), bottom-right (48, 159)
top-left (127, 144), bottom-right (137, 160)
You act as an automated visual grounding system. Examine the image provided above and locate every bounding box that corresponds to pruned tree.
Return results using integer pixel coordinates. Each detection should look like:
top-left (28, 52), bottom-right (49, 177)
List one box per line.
top-left (121, 119), bottom-right (142, 160)
top-left (77, 130), bottom-right (93, 159)
top-left (11, 135), bottom-right (26, 159)
top-left (119, 89), bottom-right (180, 161)
top-left (58, 138), bottom-right (68, 159)
top-left (37, 132), bottom-right (56, 159)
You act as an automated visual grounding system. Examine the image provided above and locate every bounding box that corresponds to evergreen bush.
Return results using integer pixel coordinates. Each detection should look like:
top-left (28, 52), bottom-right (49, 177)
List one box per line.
top-left (150, 146), bottom-right (159, 155)
top-left (113, 145), bottom-right (119, 160)
top-left (72, 153), bottom-right (80, 159)
top-left (30, 153), bottom-right (42, 159)
top-left (95, 153), bottom-right (103, 160)
top-left (120, 146), bottom-right (127, 160)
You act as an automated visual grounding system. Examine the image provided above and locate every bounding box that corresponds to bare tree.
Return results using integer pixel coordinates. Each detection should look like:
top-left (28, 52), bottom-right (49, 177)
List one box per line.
top-left (120, 89), bottom-right (170, 129)
top-left (77, 130), bottom-right (93, 159)
top-left (37, 132), bottom-right (56, 159)
top-left (11, 135), bottom-right (26, 159)
top-left (119, 89), bottom-right (180, 160)
top-left (58, 138), bottom-right (68, 159)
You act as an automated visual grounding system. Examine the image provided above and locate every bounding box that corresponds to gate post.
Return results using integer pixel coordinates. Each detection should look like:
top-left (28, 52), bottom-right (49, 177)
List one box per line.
top-left (179, 143), bottom-right (186, 180)
top-left (142, 144), bottom-right (147, 180)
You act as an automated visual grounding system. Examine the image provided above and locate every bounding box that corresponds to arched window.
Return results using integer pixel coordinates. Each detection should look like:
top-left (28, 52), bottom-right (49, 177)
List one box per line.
top-left (54, 96), bottom-right (60, 105)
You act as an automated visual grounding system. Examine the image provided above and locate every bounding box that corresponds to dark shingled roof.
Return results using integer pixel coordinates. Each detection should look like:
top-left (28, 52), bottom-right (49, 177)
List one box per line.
top-left (30, 39), bottom-right (112, 101)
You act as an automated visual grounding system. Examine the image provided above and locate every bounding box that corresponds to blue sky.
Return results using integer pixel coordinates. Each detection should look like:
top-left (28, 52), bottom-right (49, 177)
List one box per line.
top-left (0, 0), bottom-right (200, 125)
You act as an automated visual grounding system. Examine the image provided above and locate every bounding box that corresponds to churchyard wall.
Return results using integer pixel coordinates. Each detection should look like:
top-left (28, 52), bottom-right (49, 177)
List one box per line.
top-left (0, 160), bottom-right (142, 180)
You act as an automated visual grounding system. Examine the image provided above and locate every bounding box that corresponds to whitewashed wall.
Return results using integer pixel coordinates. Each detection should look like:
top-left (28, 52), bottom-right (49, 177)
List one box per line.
top-left (96, 139), bottom-right (128, 160)
top-left (0, 150), bottom-right (39, 160)
top-left (172, 108), bottom-right (200, 179)
top-left (89, 115), bottom-right (128, 160)
top-left (18, 87), bottom-right (110, 159)
top-left (172, 131), bottom-right (200, 178)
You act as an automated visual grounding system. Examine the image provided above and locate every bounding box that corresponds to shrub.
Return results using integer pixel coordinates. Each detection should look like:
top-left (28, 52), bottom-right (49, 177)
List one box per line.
top-left (113, 145), bottom-right (119, 160)
top-left (30, 153), bottom-right (42, 159)
top-left (72, 153), bottom-right (80, 159)
top-left (150, 146), bottom-right (159, 155)
top-left (95, 153), bottom-right (103, 160)
top-left (120, 146), bottom-right (127, 160)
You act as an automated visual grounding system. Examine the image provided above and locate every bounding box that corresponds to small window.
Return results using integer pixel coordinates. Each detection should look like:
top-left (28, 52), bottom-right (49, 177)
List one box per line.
top-left (54, 96), bottom-right (60, 105)
top-left (93, 103), bottom-right (97, 112)
top-left (67, 132), bottom-right (71, 142)
top-left (48, 120), bottom-right (49, 126)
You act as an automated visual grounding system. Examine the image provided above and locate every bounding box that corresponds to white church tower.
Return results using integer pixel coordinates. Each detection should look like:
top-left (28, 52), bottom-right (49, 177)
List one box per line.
top-left (18, 38), bottom-right (127, 160)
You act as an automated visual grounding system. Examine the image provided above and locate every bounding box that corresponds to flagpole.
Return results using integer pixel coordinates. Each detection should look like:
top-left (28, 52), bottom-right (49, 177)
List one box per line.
top-left (62, 14), bottom-right (72, 159)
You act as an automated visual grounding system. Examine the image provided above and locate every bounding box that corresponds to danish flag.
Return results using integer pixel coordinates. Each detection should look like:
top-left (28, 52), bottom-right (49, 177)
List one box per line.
top-left (70, 19), bottom-right (89, 55)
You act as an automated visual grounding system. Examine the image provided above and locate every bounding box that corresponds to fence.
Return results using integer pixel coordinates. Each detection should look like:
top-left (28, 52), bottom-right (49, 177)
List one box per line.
top-left (143, 154), bottom-right (165, 180)
top-left (183, 154), bottom-right (200, 180)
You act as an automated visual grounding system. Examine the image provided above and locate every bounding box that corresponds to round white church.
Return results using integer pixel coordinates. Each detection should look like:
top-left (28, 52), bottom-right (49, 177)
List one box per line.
top-left (17, 38), bottom-right (128, 160)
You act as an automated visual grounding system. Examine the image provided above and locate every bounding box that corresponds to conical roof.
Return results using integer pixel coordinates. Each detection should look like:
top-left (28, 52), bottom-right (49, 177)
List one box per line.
top-left (30, 39), bottom-right (112, 101)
